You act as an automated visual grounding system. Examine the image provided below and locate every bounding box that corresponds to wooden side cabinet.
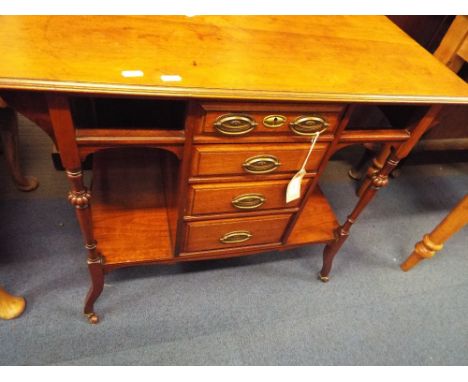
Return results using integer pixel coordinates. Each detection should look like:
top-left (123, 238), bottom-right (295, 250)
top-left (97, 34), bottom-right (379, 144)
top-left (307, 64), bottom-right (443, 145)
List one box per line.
top-left (0, 16), bottom-right (466, 323)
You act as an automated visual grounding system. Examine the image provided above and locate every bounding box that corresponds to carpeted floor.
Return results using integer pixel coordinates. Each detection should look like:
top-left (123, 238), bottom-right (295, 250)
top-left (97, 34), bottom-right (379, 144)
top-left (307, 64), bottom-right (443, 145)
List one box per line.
top-left (0, 117), bottom-right (467, 365)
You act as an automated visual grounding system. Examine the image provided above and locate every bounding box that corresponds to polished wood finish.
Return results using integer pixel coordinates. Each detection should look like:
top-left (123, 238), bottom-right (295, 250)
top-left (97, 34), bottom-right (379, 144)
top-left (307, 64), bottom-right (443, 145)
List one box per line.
top-left (401, 195), bottom-right (468, 271)
top-left (0, 16), bottom-right (467, 104)
top-left (191, 143), bottom-right (327, 177)
top-left (350, 15), bottom-right (468, 179)
top-left (282, 105), bottom-right (356, 243)
top-left (0, 16), bottom-right (466, 322)
top-left (0, 286), bottom-right (26, 320)
top-left (188, 179), bottom-right (309, 216)
top-left (434, 16), bottom-right (468, 72)
top-left (419, 15), bottom-right (468, 149)
top-left (46, 93), bottom-right (103, 324)
top-left (357, 143), bottom-right (393, 197)
top-left (92, 149), bottom-right (174, 266)
top-left (184, 214), bottom-right (291, 253)
top-left (197, 102), bottom-right (344, 139)
top-left (320, 105), bottom-right (443, 281)
top-left (286, 187), bottom-right (339, 247)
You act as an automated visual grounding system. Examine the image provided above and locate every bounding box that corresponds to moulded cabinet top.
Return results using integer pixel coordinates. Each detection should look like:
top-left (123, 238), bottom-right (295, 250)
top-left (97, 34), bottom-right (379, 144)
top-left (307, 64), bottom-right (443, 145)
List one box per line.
top-left (0, 15), bottom-right (467, 104)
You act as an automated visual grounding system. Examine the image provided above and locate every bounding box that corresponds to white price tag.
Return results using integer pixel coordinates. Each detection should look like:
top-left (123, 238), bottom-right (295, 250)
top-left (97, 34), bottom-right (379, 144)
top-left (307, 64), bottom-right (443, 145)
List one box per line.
top-left (285, 132), bottom-right (321, 203)
top-left (286, 169), bottom-right (306, 203)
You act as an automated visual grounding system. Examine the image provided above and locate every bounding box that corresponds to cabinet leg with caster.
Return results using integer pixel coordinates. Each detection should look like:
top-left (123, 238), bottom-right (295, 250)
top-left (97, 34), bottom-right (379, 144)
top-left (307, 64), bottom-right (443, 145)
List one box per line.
top-left (318, 105), bottom-right (441, 281)
top-left (83, 255), bottom-right (104, 324)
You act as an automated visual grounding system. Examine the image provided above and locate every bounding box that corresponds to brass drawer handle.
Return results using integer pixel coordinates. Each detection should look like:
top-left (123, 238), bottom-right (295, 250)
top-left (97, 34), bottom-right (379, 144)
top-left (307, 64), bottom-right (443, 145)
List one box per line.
top-left (214, 114), bottom-right (257, 136)
top-left (263, 115), bottom-right (286, 128)
top-left (290, 115), bottom-right (329, 136)
top-left (219, 230), bottom-right (253, 244)
top-left (232, 193), bottom-right (266, 210)
top-left (242, 154), bottom-right (281, 174)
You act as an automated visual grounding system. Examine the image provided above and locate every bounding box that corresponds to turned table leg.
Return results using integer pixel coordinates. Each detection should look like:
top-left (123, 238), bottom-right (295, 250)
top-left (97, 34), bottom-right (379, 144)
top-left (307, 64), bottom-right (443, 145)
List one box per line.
top-left (0, 105), bottom-right (39, 191)
top-left (47, 94), bottom-right (104, 324)
top-left (320, 154), bottom-right (397, 281)
top-left (66, 169), bottom-right (104, 324)
top-left (320, 105), bottom-right (442, 281)
top-left (356, 143), bottom-right (392, 197)
top-left (401, 195), bottom-right (468, 271)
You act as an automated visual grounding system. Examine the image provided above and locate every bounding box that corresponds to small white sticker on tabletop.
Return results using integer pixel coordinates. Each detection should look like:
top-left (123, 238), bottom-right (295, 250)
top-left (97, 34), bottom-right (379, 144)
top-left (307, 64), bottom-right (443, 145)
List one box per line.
top-left (121, 70), bottom-right (144, 78)
top-left (161, 74), bottom-right (182, 82)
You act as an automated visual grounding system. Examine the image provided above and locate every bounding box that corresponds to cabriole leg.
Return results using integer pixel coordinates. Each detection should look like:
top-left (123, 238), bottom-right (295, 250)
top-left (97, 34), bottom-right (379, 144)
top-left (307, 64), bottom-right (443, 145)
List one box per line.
top-left (84, 253), bottom-right (104, 324)
top-left (66, 169), bottom-right (104, 324)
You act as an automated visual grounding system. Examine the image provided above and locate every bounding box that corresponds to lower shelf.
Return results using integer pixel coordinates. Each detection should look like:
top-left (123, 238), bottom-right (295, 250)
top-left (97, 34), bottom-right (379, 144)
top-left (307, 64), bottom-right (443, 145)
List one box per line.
top-left (91, 149), bottom-right (339, 268)
top-left (286, 186), bottom-right (339, 247)
top-left (92, 149), bottom-right (174, 266)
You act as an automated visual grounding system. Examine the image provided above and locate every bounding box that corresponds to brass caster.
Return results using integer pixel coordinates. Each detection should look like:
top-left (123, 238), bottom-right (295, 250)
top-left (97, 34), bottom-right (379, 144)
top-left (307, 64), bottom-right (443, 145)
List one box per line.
top-left (318, 273), bottom-right (329, 283)
top-left (86, 313), bottom-right (100, 324)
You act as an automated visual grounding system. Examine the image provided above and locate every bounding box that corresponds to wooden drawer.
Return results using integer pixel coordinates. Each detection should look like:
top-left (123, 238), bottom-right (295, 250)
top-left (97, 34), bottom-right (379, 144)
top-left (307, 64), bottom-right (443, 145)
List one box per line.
top-left (188, 179), bottom-right (310, 216)
top-left (183, 214), bottom-right (292, 253)
top-left (197, 102), bottom-right (344, 139)
top-left (191, 143), bottom-right (327, 177)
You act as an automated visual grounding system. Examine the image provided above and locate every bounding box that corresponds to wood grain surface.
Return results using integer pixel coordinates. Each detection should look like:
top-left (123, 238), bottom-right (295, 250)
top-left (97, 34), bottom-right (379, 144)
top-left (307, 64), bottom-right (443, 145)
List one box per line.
top-left (0, 16), bottom-right (467, 104)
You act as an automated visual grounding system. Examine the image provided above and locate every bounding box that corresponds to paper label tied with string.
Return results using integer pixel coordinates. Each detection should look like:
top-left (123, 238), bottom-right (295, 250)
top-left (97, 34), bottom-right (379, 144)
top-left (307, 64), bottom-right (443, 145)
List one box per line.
top-left (286, 132), bottom-right (321, 203)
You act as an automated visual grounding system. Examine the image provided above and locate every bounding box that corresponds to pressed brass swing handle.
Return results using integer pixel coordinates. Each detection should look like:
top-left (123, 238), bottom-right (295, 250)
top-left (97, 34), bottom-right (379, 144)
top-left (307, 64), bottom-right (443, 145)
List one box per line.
top-left (219, 230), bottom-right (253, 244)
top-left (242, 154), bottom-right (281, 174)
top-left (214, 114), bottom-right (257, 136)
top-left (290, 115), bottom-right (329, 136)
top-left (232, 193), bottom-right (266, 210)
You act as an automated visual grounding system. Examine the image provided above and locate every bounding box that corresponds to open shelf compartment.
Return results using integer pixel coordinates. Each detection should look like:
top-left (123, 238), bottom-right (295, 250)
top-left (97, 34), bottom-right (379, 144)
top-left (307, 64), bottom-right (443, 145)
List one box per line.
top-left (91, 148), bottom-right (339, 268)
top-left (91, 148), bottom-right (178, 267)
top-left (70, 96), bottom-right (187, 130)
top-left (286, 185), bottom-right (339, 247)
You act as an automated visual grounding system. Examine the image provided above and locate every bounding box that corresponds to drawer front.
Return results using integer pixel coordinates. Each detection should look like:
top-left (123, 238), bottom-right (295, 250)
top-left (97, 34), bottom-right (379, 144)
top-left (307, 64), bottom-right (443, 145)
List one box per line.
top-left (191, 143), bottom-right (327, 177)
top-left (188, 179), bottom-right (310, 216)
top-left (183, 214), bottom-right (291, 252)
top-left (197, 102), bottom-right (344, 138)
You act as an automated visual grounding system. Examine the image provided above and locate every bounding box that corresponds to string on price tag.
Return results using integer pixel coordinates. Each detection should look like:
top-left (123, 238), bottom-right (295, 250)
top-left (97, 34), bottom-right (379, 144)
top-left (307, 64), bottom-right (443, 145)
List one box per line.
top-left (286, 132), bottom-right (321, 203)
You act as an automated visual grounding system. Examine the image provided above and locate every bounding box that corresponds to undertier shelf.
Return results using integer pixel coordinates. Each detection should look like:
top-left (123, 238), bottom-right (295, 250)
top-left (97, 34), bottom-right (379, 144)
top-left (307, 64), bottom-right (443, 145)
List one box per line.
top-left (91, 148), bottom-right (339, 267)
top-left (92, 148), bottom-right (175, 266)
top-left (286, 186), bottom-right (339, 247)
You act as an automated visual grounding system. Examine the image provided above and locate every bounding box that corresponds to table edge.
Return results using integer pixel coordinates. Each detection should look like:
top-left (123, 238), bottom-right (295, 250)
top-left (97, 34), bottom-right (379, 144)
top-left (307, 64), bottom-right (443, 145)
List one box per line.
top-left (1, 77), bottom-right (468, 105)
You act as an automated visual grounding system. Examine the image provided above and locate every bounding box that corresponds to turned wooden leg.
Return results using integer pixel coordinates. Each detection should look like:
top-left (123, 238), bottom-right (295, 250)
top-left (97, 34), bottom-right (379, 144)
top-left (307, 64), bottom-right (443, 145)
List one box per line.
top-left (0, 286), bottom-right (26, 320)
top-left (46, 94), bottom-right (104, 323)
top-left (401, 195), bottom-right (468, 271)
top-left (320, 157), bottom-right (395, 281)
top-left (320, 105), bottom-right (442, 281)
top-left (357, 143), bottom-right (392, 197)
top-left (0, 106), bottom-right (39, 191)
top-left (66, 169), bottom-right (104, 324)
